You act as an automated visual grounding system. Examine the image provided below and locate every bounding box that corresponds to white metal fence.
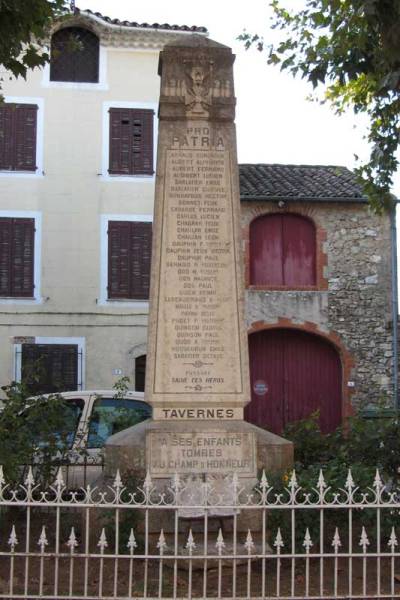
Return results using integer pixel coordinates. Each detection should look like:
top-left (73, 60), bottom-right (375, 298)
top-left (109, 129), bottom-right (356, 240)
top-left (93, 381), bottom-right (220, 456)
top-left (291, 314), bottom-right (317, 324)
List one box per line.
top-left (1, 467), bottom-right (400, 599)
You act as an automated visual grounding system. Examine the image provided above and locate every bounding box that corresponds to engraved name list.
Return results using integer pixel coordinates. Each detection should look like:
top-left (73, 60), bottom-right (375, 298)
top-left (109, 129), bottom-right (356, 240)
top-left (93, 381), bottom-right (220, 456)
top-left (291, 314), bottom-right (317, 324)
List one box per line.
top-left (153, 128), bottom-right (243, 398)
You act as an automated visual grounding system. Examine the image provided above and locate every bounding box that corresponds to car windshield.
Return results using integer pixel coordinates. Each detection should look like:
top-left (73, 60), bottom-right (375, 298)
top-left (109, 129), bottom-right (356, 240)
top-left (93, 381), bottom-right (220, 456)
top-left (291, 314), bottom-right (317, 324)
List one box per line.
top-left (87, 397), bottom-right (151, 449)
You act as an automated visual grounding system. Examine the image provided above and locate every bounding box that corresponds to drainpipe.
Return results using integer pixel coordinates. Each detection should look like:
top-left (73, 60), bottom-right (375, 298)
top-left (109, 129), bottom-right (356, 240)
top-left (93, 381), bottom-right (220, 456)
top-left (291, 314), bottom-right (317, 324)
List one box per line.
top-left (390, 203), bottom-right (399, 408)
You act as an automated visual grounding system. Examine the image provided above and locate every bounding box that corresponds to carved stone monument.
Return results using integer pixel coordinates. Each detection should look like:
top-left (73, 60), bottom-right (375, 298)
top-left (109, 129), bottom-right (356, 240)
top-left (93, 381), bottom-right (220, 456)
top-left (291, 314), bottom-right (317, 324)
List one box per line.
top-left (106, 36), bottom-right (292, 490)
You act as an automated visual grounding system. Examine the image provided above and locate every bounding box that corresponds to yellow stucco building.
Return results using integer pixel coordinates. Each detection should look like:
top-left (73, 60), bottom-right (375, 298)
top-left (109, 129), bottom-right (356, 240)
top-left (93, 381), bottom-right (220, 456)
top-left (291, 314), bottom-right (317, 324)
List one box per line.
top-left (0, 9), bottom-right (207, 394)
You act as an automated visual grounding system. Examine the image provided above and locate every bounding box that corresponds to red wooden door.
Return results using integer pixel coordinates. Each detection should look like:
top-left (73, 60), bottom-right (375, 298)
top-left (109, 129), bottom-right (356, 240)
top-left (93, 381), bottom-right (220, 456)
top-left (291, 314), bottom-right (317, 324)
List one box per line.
top-left (250, 214), bottom-right (316, 286)
top-left (245, 329), bottom-right (342, 434)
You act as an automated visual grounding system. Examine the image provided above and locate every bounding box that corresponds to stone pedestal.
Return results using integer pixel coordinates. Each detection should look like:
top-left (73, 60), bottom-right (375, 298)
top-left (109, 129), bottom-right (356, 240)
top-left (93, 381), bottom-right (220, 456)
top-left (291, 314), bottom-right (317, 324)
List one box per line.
top-left (106, 420), bottom-right (293, 481)
top-left (105, 419), bottom-right (292, 532)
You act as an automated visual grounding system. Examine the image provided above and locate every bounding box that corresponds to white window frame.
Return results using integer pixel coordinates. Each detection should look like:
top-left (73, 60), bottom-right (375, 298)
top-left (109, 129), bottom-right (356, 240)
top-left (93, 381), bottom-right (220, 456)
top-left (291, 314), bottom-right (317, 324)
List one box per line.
top-left (99, 213), bottom-right (153, 307)
top-left (0, 97), bottom-right (44, 178)
top-left (101, 101), bottom-right (158, 181)
top-left (42, 43), bottom-right (108, 90)
top-left (0, 210), bottom-right (42, 304)
top-left (14, 336), bottom-right (86, 390)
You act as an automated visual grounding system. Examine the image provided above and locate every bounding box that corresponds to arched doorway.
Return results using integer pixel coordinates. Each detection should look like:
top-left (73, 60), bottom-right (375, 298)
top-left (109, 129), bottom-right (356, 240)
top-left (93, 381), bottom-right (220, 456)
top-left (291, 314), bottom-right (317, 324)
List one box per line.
top-left (245, 328), bottom-right (342, 434)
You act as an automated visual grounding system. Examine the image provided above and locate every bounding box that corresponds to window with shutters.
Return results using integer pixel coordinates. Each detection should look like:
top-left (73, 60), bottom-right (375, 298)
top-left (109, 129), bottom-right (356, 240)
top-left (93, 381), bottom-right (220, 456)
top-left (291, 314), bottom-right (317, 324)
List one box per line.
top-left (50, 27), bottom-right (99, 83)
top-left (107, 220), bottom-right (152, 300)
top-left (249, 213), bottom-right (317, 288)
top-left (108, 108), bottom-right (154, 176)
top-left (0, 217), bottom-right (35, 297)
top-left (0, 103), bottom-right (38, 172)
top-left (21, 343), bottom-right (80, 395)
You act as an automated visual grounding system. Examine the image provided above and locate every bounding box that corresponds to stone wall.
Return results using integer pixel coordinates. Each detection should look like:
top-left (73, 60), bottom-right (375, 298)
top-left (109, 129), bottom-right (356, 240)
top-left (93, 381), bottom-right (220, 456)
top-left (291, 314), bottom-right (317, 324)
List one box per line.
top-left (241, 201), bottom-right (396, 411)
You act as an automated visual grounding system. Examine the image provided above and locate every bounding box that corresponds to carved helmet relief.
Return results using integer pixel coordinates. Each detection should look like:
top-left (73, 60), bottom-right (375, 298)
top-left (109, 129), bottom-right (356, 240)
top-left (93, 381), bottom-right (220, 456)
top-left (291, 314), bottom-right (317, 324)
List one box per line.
top-left (183, 62), bottom-right (214, 117)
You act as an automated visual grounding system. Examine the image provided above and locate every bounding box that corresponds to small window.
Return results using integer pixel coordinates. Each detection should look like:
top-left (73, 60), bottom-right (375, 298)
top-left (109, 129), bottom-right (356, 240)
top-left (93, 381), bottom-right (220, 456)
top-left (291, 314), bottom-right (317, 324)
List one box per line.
top-left (50, 27), bottom-right (99, 83)
top-left (135, 355), bottom-right (146, 391)
top-left (0, 217), bottom-right (35, 297)
top-left (108, 221), bottom-right (152, 300)
top-left (250, 213), bottom-right (316, 287)
top-left (87, 398), bottom-right (151, 448)
top-left (21, 344), bottom-right (79, 395)
top-left (108, 108), bottom-right (154, 176)
top-left (0, 104), bottom-right (38, 172)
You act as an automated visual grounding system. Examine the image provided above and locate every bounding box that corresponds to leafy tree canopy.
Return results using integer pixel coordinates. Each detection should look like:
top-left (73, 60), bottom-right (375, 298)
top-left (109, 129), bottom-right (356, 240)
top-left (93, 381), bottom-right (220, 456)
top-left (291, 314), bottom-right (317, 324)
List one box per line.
top-left (0, 0), bottom-right (69, 89)
top-left (239, 0), bottom-right (400, 211)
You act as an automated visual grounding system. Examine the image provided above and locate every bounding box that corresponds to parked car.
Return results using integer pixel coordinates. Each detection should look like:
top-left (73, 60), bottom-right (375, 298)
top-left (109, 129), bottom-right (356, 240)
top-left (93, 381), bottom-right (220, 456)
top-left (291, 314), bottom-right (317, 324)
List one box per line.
top-left (34, 390), bottom-right (151, 488)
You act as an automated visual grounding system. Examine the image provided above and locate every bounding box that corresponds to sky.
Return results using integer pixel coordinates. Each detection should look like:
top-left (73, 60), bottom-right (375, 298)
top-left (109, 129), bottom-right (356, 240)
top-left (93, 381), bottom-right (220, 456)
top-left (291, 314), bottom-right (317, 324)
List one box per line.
top-left (78, 0), bottom-right (398, 198)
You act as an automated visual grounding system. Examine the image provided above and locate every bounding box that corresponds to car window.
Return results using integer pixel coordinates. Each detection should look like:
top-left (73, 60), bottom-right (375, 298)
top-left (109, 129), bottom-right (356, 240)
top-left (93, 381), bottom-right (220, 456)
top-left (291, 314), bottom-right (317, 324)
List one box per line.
top-left (87, 398), bottom-right (151, 449)
top-left (62, 399), bottom-right (85, 448)
top-left (32, 398), bottom-right (85, 450)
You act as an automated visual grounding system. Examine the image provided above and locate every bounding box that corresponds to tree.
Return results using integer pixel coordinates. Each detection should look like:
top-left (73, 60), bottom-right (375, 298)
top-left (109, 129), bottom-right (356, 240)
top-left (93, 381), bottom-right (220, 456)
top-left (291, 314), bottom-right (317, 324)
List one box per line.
top-left (0, 0), bottom-right (69, 91)
top-left (239, 0), bottom-right (400, 211)
top-left (0, 381), bottom-right (77, 485)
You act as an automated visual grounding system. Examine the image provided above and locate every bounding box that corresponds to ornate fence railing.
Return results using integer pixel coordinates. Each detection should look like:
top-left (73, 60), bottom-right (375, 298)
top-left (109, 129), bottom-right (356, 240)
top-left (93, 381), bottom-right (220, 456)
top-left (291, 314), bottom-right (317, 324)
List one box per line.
top-left (0, 467), bottom-right (400, 599)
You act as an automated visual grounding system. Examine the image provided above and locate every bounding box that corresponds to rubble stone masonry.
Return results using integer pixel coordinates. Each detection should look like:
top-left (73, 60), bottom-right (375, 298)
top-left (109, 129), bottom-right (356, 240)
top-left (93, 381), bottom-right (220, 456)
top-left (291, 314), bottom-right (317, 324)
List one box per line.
top-left (241, 201), bottom-right (395, 411)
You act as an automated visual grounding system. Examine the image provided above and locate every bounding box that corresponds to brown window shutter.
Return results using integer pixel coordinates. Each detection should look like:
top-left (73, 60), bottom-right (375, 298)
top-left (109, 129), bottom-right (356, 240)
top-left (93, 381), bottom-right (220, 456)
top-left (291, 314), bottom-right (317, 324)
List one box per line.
top-left (109, 109), bottom-right (132, 175)
top-left (11, 218), bottom-right (35, 297)
top-left (0, 104), bottom-right (37, 172)
top-left (22, 344), bottom-right (78, 395)
top-left (0, 217), bottom-right (34, 297)
top-left (0, 218), bottom-right (12, 295)
top-left (50, 345), bottom-right (78, 391)
top-left (132, 110), bottom-right (154, 175)
top-left (107, 220), bottom-right (152, 299)
top-left (108, 108), bottom-right (154, 176)
top-left (0, 105), bottom-right (14, 170)
top-left (130, 221), bottom-right (152, 299)
top-left (15, 105), bottom-right (38, 171)
top-left (108, 221), bottom-right (131, 298)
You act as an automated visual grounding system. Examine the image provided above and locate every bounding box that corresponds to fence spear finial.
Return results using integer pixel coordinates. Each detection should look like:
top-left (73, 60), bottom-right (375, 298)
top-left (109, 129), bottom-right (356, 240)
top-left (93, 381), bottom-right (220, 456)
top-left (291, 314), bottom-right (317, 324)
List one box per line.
top-left (186, 529), bottom-right (196, 553)
top-left (216, 528), bottom-right (225, 554)
top-left (388, 527), bottom-right (398, 551)
top-left (8, 525), bottom-right (18, 550)
top-left (67, 527), bottom-right (78, 552)
top-left (38, 526), bottom-right (48, 552)
top-left (127, 529), bottom-right (138, 552)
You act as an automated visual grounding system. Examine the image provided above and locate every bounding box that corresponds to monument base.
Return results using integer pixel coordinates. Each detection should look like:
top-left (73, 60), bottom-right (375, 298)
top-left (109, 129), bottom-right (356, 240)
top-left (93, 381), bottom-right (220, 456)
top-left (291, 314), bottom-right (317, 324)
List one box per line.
top-left (105, 419), bottom-right (292, 480)
top-left (104, 419), bottom-right (293, 532)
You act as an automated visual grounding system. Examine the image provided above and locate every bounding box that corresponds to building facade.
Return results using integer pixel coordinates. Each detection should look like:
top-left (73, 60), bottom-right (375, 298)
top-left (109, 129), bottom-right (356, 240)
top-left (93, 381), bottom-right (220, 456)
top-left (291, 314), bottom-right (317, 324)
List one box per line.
top-left (239, 164), bottom-right (397, 433)
top-left (0, 9), bottom-right (207, 394)
top-left (0, 10), bottom-right (397, 434)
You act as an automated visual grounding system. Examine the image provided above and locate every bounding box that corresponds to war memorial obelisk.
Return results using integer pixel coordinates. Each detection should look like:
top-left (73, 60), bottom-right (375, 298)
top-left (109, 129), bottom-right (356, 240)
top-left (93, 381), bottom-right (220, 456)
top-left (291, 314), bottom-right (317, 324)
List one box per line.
top-left (106, 35), bottom-right (292, 484)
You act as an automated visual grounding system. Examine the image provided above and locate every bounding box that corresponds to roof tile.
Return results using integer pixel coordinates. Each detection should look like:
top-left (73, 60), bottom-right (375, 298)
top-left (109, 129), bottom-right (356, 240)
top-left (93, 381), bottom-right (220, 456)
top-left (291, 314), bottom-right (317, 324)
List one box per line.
top-left (78, 7), bottom-right (208, 34)
top-left (239, 164), bottom-right (367, 202)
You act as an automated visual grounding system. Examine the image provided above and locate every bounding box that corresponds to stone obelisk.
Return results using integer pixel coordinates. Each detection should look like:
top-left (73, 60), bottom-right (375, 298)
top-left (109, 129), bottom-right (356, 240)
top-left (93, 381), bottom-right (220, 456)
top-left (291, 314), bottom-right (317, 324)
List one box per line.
top-left (106, 36), bottom-right (292, 484)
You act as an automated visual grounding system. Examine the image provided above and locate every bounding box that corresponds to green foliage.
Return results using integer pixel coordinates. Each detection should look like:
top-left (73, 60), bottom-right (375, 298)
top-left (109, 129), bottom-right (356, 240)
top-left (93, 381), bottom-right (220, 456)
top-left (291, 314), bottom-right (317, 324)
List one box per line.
top-left (0, 0), bottom-right (69, 93)
top-left (264, 410), bottom-right (400, 549)
top-left (284, 409), bottom-right (400, 482)
top-left (239, 0), bottom-right (400, 211)
top-left (0, 380), bottom-right (78, 485)
top-left (112, 375), bottom-right (132, 399)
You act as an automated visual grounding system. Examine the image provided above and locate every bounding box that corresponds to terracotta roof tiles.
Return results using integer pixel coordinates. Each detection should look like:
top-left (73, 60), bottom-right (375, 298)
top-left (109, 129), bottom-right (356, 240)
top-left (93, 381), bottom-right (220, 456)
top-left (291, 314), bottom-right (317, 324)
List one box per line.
top-left (78, 8), bottom-right (208, 34)
top-left (239, 164), bottom-right (367, 202)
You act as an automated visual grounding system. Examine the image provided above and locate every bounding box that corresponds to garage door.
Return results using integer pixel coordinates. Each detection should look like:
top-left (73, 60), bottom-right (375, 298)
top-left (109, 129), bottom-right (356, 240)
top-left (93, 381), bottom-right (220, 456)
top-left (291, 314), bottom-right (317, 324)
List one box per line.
top-left (245, 329), bottom-right (342, 434)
